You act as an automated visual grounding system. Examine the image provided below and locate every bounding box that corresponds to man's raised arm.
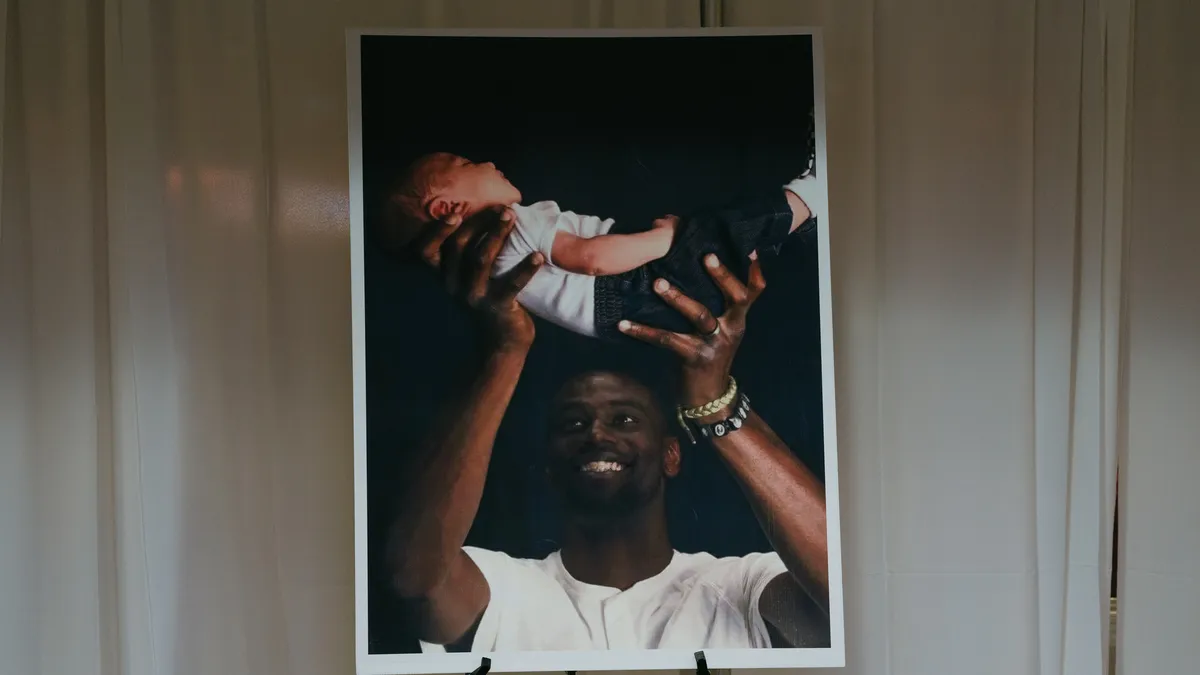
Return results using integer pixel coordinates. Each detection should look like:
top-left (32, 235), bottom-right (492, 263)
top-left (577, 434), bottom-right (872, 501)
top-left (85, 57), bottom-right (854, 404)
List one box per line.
top-left (617, 255), bottom-right (830, 617)
top-left (385, 208), bottom-right (543, 645)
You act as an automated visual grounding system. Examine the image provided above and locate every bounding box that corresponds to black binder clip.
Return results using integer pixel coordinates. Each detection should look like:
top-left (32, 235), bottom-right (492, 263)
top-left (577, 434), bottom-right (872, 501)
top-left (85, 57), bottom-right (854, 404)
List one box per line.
top-left (469, 657), bottom-right (491, 675)
top-left (694, 651), bottom-right (710, 675)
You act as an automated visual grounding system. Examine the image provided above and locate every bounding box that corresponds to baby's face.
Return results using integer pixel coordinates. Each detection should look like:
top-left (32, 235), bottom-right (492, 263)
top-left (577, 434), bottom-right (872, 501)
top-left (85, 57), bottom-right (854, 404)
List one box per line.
top-left (434, 155), bottom-right (522, 213)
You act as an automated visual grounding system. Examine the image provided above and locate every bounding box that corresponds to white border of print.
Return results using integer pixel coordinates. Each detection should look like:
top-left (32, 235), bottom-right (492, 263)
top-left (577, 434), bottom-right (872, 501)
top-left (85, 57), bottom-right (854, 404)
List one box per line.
top-left (347, 27), bottom-right (844, 675)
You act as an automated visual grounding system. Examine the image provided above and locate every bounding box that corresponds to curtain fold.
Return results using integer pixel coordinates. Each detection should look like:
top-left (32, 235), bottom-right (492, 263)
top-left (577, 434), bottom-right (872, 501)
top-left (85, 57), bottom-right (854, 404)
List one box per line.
top-left (1117, 0), bottom-right (1200, 672)
top-left (0, 5), bottom-right (35, 675)
top-left (2, 1), bottom-right (115, 674)
top-left (0, 1), bottom-right (1192, 674)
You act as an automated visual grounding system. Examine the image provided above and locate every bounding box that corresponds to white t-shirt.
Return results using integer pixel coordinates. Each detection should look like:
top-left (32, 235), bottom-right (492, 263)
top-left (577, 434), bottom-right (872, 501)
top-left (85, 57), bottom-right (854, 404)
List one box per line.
top-left (493, 178), bottom-right (824, 337)
top-left (492, 200), bottom-right (614, 337)
top-left (418, 546), bottom-right (788, 653)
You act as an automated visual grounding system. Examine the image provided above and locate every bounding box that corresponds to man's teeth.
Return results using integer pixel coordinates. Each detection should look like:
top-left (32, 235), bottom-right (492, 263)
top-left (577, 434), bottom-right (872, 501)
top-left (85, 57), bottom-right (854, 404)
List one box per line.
top-left (581, 461), bottom-right (624, 473)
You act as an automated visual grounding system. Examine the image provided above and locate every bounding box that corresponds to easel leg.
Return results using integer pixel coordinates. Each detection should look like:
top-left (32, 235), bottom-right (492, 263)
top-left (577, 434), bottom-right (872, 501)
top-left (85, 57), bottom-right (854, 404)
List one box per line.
top-left (468, 656), bottom-right (491, 675)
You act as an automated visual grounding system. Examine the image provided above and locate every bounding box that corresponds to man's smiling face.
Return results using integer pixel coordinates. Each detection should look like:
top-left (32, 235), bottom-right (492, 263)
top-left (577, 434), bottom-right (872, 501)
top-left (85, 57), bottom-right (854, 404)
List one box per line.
top-left (545, 371), bottom-right (681, 519)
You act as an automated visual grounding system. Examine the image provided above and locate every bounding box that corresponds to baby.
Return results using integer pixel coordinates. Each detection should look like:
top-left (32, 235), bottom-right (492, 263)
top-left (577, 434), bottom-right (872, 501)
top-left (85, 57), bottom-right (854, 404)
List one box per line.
top-left (387, 152), bottom-right (822, 341)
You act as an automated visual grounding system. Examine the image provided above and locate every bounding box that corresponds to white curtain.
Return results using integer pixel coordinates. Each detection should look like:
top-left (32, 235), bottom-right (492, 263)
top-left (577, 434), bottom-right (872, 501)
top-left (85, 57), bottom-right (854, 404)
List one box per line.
top-left (1, 1), bottom-right (1195, 674)
top-left (1115, 1), bottom-right (1200, 672)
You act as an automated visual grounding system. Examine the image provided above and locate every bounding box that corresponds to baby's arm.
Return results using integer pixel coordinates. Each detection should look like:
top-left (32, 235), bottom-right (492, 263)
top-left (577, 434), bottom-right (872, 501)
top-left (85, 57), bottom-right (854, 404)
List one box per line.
top-left (550, 224), bottom-right (674, 276)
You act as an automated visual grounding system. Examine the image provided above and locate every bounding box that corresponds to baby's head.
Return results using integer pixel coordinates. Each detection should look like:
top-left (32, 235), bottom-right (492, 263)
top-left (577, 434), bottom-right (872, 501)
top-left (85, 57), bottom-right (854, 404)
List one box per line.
top-left (385, 152), bottom-right (522, 247)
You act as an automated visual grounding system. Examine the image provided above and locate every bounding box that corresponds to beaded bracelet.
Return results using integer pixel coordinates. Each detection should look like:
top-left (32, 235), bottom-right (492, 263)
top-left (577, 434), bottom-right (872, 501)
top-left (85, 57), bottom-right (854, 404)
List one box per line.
top-left (675, 377), bottom-right (751, 444)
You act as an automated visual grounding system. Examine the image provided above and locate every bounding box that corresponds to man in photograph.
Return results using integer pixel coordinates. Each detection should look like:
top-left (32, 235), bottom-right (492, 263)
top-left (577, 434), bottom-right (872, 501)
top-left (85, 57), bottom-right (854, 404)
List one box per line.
top-left (382, 207), bottom-right (831, 653)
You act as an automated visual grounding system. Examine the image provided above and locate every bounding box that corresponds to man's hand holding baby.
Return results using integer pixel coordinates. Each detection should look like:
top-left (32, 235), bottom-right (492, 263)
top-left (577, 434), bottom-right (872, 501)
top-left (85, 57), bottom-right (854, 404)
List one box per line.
top-left (413, 203), bottom-right (542, 350)
top-left (414, 203), bottom-right (515, 271)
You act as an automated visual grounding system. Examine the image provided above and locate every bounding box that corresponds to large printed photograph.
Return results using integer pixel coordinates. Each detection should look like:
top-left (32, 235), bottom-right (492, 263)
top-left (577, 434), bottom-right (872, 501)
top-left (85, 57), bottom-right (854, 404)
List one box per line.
top-left (348, 29), bottom-right (843, 674)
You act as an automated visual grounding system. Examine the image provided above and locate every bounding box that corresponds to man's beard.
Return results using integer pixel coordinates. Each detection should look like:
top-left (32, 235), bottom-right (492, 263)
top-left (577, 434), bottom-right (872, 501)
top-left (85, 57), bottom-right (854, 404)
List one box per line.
top-left (560, 480), bottom-right (653, 521)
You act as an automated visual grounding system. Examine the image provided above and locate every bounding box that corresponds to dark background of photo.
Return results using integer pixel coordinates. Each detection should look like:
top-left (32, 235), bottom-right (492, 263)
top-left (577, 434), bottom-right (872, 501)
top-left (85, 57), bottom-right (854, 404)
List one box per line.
top-left (359, 33), bottom-right (822, 653)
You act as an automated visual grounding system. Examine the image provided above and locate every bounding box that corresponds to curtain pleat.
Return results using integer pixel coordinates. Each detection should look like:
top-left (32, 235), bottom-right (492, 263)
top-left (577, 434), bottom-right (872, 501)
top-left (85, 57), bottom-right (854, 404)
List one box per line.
top-left (1117, 0), bottom-right (1200, 673)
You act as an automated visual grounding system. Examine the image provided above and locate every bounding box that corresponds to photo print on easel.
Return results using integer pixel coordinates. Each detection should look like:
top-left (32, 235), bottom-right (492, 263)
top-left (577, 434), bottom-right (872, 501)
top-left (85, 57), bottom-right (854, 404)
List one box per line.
top-left (348, 27), bottom-right (844, 674)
